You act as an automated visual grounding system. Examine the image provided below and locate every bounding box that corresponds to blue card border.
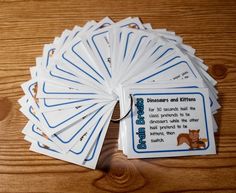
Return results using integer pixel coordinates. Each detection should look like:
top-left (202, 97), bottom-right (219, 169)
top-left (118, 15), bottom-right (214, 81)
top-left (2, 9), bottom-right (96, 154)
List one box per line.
top-left (131, 92), bottom-right (210, 153)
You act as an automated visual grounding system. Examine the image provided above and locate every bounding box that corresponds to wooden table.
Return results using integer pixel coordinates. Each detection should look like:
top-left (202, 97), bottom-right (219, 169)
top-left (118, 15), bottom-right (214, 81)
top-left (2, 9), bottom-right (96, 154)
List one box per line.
top-left (0, 0), bottom-right (236, 192)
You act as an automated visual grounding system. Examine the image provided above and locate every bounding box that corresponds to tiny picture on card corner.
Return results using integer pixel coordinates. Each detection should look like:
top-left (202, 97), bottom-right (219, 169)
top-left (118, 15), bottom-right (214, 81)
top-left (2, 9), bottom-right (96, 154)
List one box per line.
top-left (177, 129), bottom-right (208, 150)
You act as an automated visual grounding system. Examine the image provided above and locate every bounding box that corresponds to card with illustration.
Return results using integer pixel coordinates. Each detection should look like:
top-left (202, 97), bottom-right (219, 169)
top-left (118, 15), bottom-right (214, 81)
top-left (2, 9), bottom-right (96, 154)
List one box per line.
top-left (117, 80), bottom-right (218, 152)
top-left (124, 88), bottom-right (216, 158)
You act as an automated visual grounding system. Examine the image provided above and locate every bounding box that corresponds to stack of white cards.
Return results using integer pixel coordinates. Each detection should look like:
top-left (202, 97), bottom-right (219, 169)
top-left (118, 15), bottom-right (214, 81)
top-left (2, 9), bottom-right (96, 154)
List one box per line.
top-left (19, 17), bottom-right (220, 169)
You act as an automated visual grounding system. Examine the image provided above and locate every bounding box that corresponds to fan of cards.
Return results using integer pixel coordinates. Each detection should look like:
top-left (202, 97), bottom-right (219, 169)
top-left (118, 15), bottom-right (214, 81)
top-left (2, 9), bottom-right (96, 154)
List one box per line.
top-left (19, 17), bottom-right (220, 169)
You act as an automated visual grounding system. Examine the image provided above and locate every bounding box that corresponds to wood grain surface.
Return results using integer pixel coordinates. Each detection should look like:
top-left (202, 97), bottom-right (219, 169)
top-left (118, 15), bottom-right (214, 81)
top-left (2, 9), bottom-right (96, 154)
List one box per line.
top-left (0, 0), bottom-right (236, 192)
